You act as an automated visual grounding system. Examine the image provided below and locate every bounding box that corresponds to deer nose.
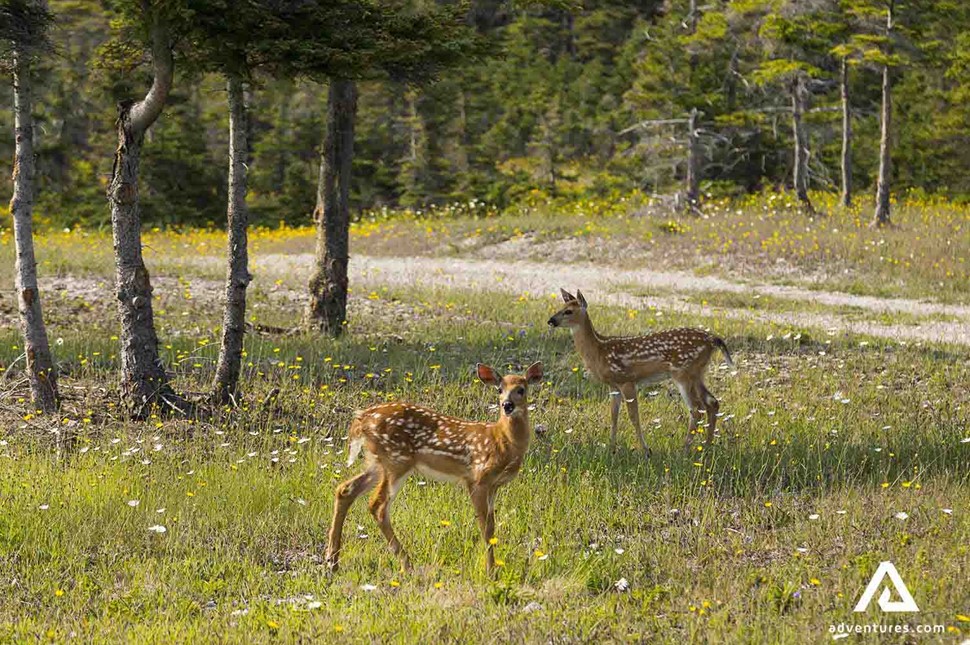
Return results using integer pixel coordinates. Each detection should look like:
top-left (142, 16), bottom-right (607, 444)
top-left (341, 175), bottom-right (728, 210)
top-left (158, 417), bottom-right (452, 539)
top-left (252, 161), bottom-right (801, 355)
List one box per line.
top-left (502, 400), bottom-right (515, 415)
top-left (547, 317), bottom-right (558, 327)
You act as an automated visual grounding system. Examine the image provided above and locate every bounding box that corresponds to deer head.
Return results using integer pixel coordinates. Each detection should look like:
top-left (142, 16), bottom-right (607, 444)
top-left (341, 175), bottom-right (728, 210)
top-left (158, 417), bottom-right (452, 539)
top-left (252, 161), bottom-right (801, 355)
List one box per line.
top-left (547, 288), bottom-right (589, 329)
top-left (478, 362), bottom-right (543, 417)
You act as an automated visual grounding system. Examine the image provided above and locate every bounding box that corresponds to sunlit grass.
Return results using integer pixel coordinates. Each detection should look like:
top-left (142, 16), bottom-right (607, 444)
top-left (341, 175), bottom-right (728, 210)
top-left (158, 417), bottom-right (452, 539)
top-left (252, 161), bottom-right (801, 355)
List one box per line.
top-left (0, 279), bottom-right (967, 641)
top-left (3, 191), bottom-right (967, 304)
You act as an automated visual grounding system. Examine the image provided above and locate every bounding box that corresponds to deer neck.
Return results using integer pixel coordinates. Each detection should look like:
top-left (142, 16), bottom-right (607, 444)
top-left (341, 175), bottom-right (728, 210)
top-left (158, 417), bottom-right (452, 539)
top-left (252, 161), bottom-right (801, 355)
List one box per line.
top-left (492, 412), bottom-right (531, 454)
top-left (571, 314), bottom-right (603, 364)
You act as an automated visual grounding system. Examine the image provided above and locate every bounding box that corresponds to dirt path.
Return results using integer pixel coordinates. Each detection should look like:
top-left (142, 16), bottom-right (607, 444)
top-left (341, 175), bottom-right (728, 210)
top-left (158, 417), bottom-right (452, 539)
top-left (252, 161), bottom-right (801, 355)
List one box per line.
top-left (252, 254), bottom-right (970, 346)
top-left (22, 253), bottom-right (969, 346)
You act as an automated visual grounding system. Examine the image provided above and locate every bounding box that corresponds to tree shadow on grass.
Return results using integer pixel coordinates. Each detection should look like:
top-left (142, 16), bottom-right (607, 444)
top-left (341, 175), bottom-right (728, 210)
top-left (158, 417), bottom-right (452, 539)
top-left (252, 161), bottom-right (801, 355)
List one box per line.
top-left (538, 428), bottom-right (969, 503)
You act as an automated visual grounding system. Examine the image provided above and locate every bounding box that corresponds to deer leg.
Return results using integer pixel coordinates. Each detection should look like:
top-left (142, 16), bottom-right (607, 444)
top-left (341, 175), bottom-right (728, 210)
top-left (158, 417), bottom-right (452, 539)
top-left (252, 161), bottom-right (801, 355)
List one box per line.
top-left (609, 390), bottom-right (622, 454)
top-left (470, 484), bottom-right (497, 577)
top-left (326, 464), bottom-right (379, 572)
top-left (699, 382), bottom-right (720, 444)
top-left (675, 379), bottom-right (702, 449)
top-left (619, 382), bottom-right (649, 458)
top-left (369, 470), bottom-right (412, 572)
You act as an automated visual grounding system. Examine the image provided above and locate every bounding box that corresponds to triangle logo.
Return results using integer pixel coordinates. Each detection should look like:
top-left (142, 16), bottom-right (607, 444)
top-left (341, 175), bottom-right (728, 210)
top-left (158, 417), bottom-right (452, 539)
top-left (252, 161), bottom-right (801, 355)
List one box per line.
top-left (853, 561), bottom-right (920, 613)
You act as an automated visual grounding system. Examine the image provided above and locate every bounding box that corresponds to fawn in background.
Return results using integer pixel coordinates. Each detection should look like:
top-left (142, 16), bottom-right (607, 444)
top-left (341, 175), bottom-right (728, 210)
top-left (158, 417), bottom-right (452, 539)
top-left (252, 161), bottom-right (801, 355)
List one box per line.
top-left (326, 362), bottom-right (543, 576)
top-left (548, 289), bottom-right (732, 456)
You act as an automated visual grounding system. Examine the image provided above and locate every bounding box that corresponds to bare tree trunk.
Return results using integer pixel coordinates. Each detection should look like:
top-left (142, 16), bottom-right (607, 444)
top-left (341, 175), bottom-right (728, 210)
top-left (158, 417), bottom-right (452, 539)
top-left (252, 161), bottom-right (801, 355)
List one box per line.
top-left (685, 108), bottom-right (700, 213)
top-left (687, 0), bottom-right (699, 69)
top-left (400, 87), bottom-right (427, 203)
top-left (106, 16), bottom-right (186, 418)
top-left (453, 87), bottom-right (470, 194)
top-left (306, 79), bottom-right (357, 336)
top-left (10, 48), bottom-right (58, 411)
top-left (683, 0), bottom-right (700, 214)
top-left (840, 57), bottom-right (852, 208)
top-left (873, 3), bottom-right (894, 227)
top-left (791, 74), bottom-right (814, 214)
top-left (273, 84), bottom-right (291, 191)
top-left (726, 49), bottom-right (739, 111)
top-left (213, 74), bottom-right (252, 405)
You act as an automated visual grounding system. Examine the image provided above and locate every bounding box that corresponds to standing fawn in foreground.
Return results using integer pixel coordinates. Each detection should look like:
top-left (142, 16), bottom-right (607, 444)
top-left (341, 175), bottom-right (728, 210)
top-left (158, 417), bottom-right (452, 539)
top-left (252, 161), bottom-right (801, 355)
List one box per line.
top-left (326, 362), bottom-right (543, 576)
top-left (548, 289), bottom-right (732, 456)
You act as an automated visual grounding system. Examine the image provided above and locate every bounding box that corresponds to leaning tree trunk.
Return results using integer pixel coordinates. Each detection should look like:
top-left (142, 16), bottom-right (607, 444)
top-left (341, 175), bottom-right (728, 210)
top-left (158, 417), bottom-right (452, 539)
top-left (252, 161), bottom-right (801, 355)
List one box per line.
top-left (10, 48), bottom-right (58, 411)
top-left (791, 75), bottom-right (814, 214)
top-left (840, 58), bottom-right (852, 208)
top-left (213, 75), bottom-right (252, 405)
top-left (306, 79), bottom-right (358, 336)
top-left (106, 18), bottom-right (185, 418)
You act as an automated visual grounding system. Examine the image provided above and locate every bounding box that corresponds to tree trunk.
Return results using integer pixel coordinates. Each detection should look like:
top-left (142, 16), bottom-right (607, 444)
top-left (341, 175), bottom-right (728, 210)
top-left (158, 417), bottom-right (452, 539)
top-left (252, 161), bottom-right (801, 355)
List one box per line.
top-left (873, 4), bottom-right (894, 227)
top-left (306, 79), bottom-right (357, 336)
top-left (791, 74), bottom-right (814, 214)
top-left (453, 87), bottom-right (470, 194)
top-left (687, 0), bottom-right (699, 70)
top-left (106, 16), bottom-right (185, 418)
top-left (213, 75), bottom-right (252, 405)
top-left (399, 87), bottom-right (427, 204)
top-left (685, 108), bottom-right (700, 213)
top-left (872, 62), bottom-right (892, 226)
top-left (840, 57), bottom-right (852, 208)
top-left (726, 49), bottom-right (739, 111)
top-left (273, 86), bottom-right (291, 191)
top-left (10, 48), bottom-right (58, 412)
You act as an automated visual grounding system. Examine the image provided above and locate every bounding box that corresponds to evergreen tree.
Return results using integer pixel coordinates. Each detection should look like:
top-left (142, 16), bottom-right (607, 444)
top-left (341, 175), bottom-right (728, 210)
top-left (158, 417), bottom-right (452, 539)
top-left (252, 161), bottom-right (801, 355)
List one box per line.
top-left (4, 0), bottom-right (970, 233)
top-left (752, 0), bottom-right (843, 213)
top-left (305, 1), bottom-right (481, 336)
top-left (838, 0), bottom-right (934, 226)
top-left (102, 0), bottom-right (188, 418)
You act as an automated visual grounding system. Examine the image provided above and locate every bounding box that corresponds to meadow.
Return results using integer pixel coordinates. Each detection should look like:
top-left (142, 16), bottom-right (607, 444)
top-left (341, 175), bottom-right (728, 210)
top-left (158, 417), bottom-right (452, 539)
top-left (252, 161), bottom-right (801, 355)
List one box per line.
top-left (0, 195), bottom-right (968, 643)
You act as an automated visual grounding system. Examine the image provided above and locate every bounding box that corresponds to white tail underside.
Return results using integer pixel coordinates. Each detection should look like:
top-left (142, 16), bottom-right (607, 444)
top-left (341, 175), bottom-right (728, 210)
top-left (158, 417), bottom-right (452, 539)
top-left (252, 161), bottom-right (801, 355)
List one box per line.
top-left (346, 437), bottom-right (364, 467)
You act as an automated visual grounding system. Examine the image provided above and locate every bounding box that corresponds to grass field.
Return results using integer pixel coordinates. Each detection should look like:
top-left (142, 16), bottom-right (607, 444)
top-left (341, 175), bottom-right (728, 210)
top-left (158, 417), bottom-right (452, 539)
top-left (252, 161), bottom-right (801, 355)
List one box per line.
top-left (0, 197), bottom-right (968, 642)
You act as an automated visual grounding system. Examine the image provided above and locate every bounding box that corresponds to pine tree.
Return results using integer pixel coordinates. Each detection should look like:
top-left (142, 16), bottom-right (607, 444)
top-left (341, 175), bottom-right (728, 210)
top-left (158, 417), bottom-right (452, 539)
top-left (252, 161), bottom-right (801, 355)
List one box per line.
top-left (102, 0), bottom-right (188, 418)
top-left (839, 0), bottom-right (931, 226)
top-left (752, 0), bottom-right (843, 214)
top-left (305, 1), bottom-right (480, 336)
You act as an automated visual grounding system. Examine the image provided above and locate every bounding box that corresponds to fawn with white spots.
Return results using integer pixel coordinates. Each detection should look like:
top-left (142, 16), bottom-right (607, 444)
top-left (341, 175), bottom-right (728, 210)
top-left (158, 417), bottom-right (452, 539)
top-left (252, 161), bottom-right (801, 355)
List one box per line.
top-left (548, 289), bottom-right (732, 456)
top-left (326, 362), bottom-right (543, 576)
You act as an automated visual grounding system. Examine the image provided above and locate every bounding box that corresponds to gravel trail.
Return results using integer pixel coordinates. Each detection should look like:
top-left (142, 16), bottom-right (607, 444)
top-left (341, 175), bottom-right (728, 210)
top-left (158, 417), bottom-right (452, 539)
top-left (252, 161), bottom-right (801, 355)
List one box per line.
top-left (240, 253), bottom-right (970, 346)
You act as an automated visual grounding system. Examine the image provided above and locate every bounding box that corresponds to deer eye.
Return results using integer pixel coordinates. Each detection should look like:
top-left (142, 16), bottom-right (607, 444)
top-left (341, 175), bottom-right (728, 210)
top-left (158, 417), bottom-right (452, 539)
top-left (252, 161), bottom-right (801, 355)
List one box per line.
top-left (564, 309), bottom-right (573, 315)
top-left (516, 387), bottom-right (525, 396)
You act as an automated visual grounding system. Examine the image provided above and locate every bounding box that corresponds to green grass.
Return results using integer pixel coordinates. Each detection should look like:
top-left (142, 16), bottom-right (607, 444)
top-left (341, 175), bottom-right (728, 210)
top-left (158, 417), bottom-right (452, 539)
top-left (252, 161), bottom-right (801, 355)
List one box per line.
top-left (0, 283), bottom-right (968, 642)
top-left (4, 191), bottom-right (970, 306)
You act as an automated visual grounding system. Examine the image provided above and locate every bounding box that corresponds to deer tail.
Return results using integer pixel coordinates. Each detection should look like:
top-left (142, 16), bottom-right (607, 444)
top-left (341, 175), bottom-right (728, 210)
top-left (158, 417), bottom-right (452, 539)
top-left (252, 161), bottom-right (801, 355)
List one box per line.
top-left (346, 411), bottom-right (366, 467)
top-left (713, 336), bottom-right (734, 367)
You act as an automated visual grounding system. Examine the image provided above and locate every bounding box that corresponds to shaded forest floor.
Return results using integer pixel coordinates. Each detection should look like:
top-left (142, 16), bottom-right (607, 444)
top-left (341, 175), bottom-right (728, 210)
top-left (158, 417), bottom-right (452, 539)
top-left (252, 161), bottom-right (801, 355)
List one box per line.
top-left (0, 198), bottom-right (968, 642)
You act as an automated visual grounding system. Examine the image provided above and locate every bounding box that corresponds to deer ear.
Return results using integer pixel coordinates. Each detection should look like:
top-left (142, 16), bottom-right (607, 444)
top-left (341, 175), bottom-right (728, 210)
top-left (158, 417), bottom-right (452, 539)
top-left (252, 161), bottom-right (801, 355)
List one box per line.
top-left (560, 288), bottom-right (575, 303)
top-left (477, 363), bottom-right (501, 386)
top-left (525, 361), bottom-right (543, 384)
top-left (576, 290), bottom-right (588, 309)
